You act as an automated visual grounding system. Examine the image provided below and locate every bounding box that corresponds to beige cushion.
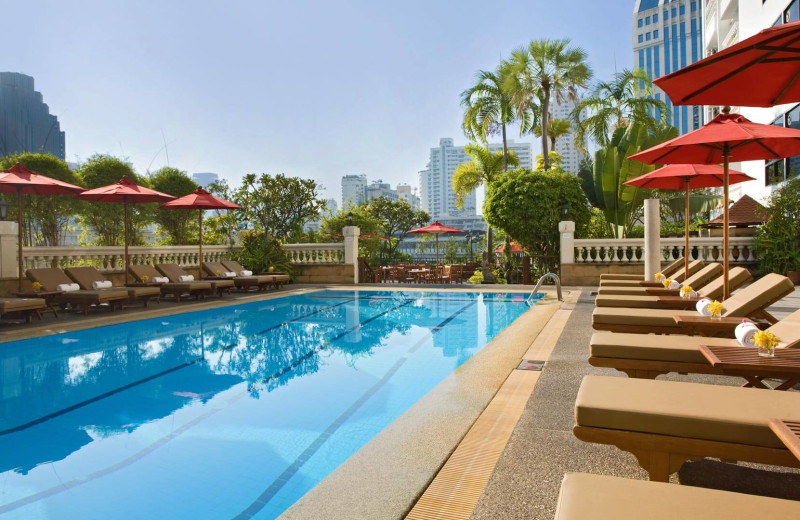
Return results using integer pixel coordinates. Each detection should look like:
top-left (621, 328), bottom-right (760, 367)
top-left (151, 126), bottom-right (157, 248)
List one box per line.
top-left (208, 279), bottom-right (235, 289)
top-left (575, 375), bottom-right (800, 448)
top-left (555, 473), bottom-right (800, 520)
top-left (594, 294), bottom-right (674, 308)
top-left (671, 260), bottom-right (704, 283)
top-left (592, 307), bottom-right (697, 328)
top-left (696, 267), bottom-right (752, 300)
top-left (723, 273), bottom-right (794, 316)
top-left (599, 273), bottom-right (645, 281)
top-left (599, 279), bottom-right (652, 287)
top-left (589, 331), bottom-right (739, 363)
top-left (125, 286), bottom-right (161, 298)
top-left (0, 298), bottom-right (46, 313)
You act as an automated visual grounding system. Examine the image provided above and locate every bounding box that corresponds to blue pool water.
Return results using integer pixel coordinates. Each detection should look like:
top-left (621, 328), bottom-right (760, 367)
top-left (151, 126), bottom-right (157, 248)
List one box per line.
top-left (0, 289), bottom-right (538, 519)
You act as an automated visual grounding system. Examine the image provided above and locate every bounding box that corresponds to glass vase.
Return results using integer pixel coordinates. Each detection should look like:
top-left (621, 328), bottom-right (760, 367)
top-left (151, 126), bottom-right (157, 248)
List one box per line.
top-left (757, 344), bottom-right (775, 358)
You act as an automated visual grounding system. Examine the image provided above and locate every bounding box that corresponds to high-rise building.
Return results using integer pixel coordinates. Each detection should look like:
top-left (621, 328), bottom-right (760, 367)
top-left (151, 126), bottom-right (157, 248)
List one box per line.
top-left (419, 138), bottom-right (532, 223)
top-left (365, 180), bottom-right (398, 202)
top-left (549, 98), bottom-right (586, 174)
top-left (396, 183), bottom-right (421, 210)
top-left (341, 174), bottom-right (367, 207)
top-left (0, 72), bottom-right (65, 159)
top-left (191, 172), bottom-right (219, 188)
top-left (633, 1), bottom-right (705, 135)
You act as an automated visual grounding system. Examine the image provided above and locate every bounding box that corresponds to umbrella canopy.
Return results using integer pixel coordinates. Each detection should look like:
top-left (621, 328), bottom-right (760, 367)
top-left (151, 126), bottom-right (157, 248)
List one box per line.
top-left (161, 188), bottom-right (240, 279)
top-left (654, 20), bottom-right (800, 107)
top-left (0, 164), bottom-right (84, 290)
top-left (629, 109), bottom-right (800, 298)
top-left (408, 220), bottom-right (463, 264)
top-left (495, 241), bottom-right (525, 254)
top-left (625, 164), bottom-right (755, 279)
top-left (78, 177), bottom-right (174, 283)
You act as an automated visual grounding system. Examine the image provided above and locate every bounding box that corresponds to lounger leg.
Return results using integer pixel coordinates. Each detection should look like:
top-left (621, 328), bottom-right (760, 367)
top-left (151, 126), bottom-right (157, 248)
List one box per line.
top-left (631, 450), bottom-right (689, 482)
top-left (619, 369), bottom-right (664, 380)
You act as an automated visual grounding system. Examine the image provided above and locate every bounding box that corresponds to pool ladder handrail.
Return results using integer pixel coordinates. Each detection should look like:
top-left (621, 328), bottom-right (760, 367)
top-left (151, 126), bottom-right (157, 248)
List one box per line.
top-left (527, 273), bottom-right (562, 303)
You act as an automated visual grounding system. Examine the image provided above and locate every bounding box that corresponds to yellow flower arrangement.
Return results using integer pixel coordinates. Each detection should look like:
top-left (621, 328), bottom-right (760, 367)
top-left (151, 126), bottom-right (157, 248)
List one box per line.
top-left (707, 300), bottom-right (724, 319)
top-left (680, 285), bottom-right (693, 298)
top-left (141, 275), bottom-right (150, 282)
top-left (753, 330), bottom-right (779, 357)
top-left (31, 281), bottom-right (43, 292)
top-left (655, 272), bottom-right (664, 281)
top-left (268, 266), bottom-right (275, 272)
top-left (661, 278), bottom-right (673, 288)
top-left (216, 269), bottom-right (221, 275)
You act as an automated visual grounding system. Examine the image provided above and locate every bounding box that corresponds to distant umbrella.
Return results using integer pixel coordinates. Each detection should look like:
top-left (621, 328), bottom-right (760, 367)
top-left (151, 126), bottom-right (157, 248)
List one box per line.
top-left (408, 221), bottom-right (464, 264)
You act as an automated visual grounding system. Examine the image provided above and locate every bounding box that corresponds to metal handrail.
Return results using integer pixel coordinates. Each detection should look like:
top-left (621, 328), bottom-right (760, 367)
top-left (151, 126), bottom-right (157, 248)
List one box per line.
top-left (528, 272), bottom-right (562, 303)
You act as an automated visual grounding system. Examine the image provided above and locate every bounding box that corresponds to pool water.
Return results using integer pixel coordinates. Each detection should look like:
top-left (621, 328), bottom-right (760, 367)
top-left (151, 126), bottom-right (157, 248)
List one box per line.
top-left (0, 289), bottom-right (539, 519)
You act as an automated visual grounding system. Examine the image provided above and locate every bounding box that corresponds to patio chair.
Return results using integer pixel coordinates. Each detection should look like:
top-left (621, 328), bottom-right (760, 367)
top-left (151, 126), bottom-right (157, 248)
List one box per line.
top-left (202, 261), bottom-right (271, 291)
top-left (221, 260), bottom-right (290, 289)
top-left (155, 263), bottom-right (234, 297)
top-left (573, 375), bottom-right (800, 482)
top-left (596, 262), bottom-right (723, 296)
top-left (554, 473), bottom-right (800, 519)
top-left (589, 307), bottom-right (800, 379)
top-left (598, 257), bottom-right (684, 282)
top-left (128, 264), bottom-right (212, 302)
top-left (64, 266), bottom-right (161, 307)
top-left (0, 297), bottom-right (46, 323)
top-left (594, 267), bottom-right (751, 308)
top-left (591, 273), bottom-right (794, 334)
top-left (26, 268), bottom-right (129, 315)
top-left (598, 260), bottom-right (703, 287)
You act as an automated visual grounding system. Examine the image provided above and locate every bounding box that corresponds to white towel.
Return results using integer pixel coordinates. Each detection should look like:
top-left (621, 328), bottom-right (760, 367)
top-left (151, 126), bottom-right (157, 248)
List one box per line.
top-left (153, 276), bottom-right (169, 283)
top-left (224, 271), bottom-right (237, 278)
top-left (178, 275), bottom-right (194, 282)
top-left (91, 280), bottom-right (112, 289)
top-left (56, 283), bottom-right (80, 292)
top-left (696, 298), bottom-right (712, 316)
top-left (735, 321), bottom-right (759, 347)
top-left (668, 280), bottom-right (679, 289)
top-left (690, 290), bottom-right (699, 298)
top-left (239, 270), bottom-right (253, 277)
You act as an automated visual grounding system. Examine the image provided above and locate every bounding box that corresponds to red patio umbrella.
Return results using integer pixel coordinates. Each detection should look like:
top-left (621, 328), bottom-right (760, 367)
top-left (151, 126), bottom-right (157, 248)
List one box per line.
top-left (77, 177), bottom-right (175, 283)
top-left (625, 164), bottom-right (755, 279)
top-left (0, 164), bottom-right (84, 290)
top-left (495, 241), bottom-right (525, 254)
top-left (654, 20), bottom-right (800, 107)
top-left (408, 220), bottom-right (463, 264)
top-left (160, 188), bottom-right (240, 279)
top-left (629, 109), bottom-right (800, 298)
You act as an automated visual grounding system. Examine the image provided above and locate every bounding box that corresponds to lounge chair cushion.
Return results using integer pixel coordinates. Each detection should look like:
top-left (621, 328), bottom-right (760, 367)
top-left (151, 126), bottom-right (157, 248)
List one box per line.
top-left (0, 298), bottom-right (46, 313)
top-left (599, 261), bottom-right (703, 286)
top-left (599, 258), bottom-right (685, 281)
top-left (597, 264), bottom-right (723, 296)
top-left (575, 375), bottom-right (800, 449)
top-left (592, 307), bottom-right (696, 328)
top-left (589, 332), bottom-right (738, 363)
top-left (555, 473), bottom-right (800, 520)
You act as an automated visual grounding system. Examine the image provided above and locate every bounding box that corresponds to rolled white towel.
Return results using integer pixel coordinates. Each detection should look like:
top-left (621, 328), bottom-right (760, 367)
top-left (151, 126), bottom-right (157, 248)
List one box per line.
top-left (152, 276), bottom-right (169, 283)
top-left (668, 280), bottom-right (680, 289)
top-left (690, 290), bottom-right (699, 298)
top-left (239, 270), bottom-right (253, 277)
top-left (91, 280), bottom-right (113, 289)
top-left (56, 283), bottom-right (80, 292)
top-left (735, 321), bottom-right (759, 347)
top-left (224, 271), bottom-right (237, 278)
top-left (178, 275), bottom-right (194, 282)
top-left (696, 298), bottom-right (712, 316)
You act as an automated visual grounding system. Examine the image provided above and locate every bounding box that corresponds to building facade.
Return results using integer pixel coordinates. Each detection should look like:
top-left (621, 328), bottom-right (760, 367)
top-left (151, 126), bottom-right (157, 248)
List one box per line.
top-left (365, 180), bottom-right (399, 202)
top-left (396, 183), bottom-right (421, 210)
top-left (0, 72), bottom-right (65, 160)
top-left (191, 172), bottom-right (219, 188)
top-left (341, 174), bottom-right (368, 207)
top-left (549, 98), bottom-right (586, 174)
top-left (633, 0), bottom-right (705, 134)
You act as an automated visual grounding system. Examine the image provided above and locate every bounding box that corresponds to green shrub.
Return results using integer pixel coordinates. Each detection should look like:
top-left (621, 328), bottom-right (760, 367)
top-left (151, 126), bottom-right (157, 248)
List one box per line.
top-left (237, 231), bottom-right (294, 277)
top-left (755, 178), bottom-right (800, 274)
top-left (468, 270), bottom-right (484, 284)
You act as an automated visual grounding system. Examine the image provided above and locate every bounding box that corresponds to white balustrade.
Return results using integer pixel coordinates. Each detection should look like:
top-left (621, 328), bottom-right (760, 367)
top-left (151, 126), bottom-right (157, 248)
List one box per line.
top-left (570, 236), bottom-right (757, 265)
top-left (284, 243), bottom-right (345, 264)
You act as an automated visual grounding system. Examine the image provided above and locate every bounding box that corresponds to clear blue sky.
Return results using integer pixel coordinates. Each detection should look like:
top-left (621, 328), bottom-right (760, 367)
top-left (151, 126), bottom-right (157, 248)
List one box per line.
top-left (5, 0), bottom-right (635, 201)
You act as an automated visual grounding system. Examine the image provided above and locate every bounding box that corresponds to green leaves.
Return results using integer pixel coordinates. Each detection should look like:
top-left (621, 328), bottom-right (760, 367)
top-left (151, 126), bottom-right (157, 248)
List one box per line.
top-left (150, 167), bottom-right (199, 245)
top-left (452, 144), bottom-right (518, 209)
top-left (755, 178), bottom-right (800, 273)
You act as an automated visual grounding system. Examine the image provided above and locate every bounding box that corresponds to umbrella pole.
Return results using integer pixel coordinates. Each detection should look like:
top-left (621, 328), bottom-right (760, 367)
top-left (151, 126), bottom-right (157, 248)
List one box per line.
top-left (435, 234), bottom-right (439, 265)
top-left (685, 179), bottom-right (690, 280)
top-left (723, 146), bottom-right (731, 300)
top-left (124, 200), bottom-right (130, 285)
top-left (198, 209), bottom-right (203, 280)
top-left (16, 188), bottom-right (23, 292)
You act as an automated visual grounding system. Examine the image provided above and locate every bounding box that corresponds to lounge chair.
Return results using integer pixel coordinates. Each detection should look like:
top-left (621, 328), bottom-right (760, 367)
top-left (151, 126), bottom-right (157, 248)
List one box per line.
top-left (129, 264), bottom-right (212, 302)
top-left (221, 260), bottom-right (290, 289)
top-left (155, 263), bottom-right (234, 297)
top-left (0, 298), bottom-right (46, 323)
top-left (65, 266), bottom-right (161, 307)
top-left (589, 307), bottom-right (800, 379)
top-left (594, 267), bottom-right (751, 308)
top-left (554, 473), bottom-right (800, 519)
top-left (573, 375), bottom-right (800, 482)
top-left (592, 273), bottom-right (794, 334)
top-left (599, 257), bottom-right (684, 282)
top-left (596, 262), bottom-right (723, 296)
top-left (26, 268), bottom-right (129, 315)
top-left (598, 260), bottom-right (704, 287)
top-left (201, 261), bottom-right (272, 291)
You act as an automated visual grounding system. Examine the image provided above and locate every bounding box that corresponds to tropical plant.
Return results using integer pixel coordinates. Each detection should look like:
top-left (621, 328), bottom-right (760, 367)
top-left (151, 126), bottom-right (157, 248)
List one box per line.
top-left (593, 121), bottom-right (678, 238)
top-left (754, 178), bottom-right (800, 274)
top-left (504, 38), bottom-right (592, 170)
top-left (365, 196), bottom-right (429, 263)
top-left (319, 206), bottom-right (383, 264)
top-left (573, 68), bottom-right (668, 150)
top-left (204, 180), bottom-right (242, 246)
top-left (237, 231), bottom-right (294, 277)
top-left (577, 156), bottom-right (599, 207)
top-left (150, 167), bottom-right (199, 245)
top-left (533, 117), bottom-right (573, 153)
top-left (656, 188), bottom-right (722, 223)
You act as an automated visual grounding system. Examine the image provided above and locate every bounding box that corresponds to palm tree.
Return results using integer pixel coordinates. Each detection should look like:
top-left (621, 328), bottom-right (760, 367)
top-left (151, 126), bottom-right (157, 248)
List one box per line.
top-left (504, 39), bottom-right (592, 171)
top-left (572, 68), bottom-right (668, 149)
top-left (533, 117), bottom-right (573, 154)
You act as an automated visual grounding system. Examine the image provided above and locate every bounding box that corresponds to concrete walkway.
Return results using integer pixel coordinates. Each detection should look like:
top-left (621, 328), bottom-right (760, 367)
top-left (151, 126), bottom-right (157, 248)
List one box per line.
top-left (471, 287), bottom-right (800, 520)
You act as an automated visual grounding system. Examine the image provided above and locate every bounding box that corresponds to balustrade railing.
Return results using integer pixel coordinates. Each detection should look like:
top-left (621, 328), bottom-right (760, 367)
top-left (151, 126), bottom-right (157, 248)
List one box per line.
top-left (571, 236), bottom-right (757, 265)
top-left (284, 243), bottom-right (345, 264)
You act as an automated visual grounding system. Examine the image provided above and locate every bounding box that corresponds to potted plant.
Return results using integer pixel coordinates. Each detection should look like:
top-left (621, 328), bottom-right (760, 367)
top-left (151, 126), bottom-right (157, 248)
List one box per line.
top-left (754, 178), bottom-right (800, 283)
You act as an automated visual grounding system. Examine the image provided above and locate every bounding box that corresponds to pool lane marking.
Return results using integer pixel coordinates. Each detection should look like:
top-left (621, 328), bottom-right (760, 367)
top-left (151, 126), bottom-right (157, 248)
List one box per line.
top-left (255, 298), bottom-right (356, 335)
top-left (310, 295), bottom-right (528, 303)
top-left (232, 300), bottom-right (478, 520)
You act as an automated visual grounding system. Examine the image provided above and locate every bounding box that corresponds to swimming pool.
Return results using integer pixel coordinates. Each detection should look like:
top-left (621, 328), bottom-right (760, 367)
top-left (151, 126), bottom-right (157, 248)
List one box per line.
top-left (0, 289), bottom-right (540, 519)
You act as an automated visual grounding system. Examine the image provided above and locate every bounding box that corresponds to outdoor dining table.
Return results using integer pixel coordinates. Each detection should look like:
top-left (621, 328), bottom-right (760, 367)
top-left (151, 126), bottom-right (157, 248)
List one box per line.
top-left (408, 268), bottom-right (430, 283)
top-left (699, 345), bottom-right (800, 390)
top-left (768, 419), bottom-right (800, 462)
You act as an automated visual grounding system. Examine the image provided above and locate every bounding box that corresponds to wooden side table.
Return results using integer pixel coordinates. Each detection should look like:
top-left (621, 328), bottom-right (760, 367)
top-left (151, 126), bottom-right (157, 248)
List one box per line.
top-left (655, 296), bottom-right (701, 310)
top-left (700, 345), bottom-right (800, 390)
top-left (769, 419), bottom-right (800, 462)
top-left (674, 315), bottom-right (769, 337)
top-left (14, 290), bottom-right (64, 318)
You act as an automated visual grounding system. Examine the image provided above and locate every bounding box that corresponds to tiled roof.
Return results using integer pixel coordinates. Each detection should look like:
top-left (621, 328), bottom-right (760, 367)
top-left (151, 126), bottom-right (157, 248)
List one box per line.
top-left (704, 194), bottom-right (767, 227)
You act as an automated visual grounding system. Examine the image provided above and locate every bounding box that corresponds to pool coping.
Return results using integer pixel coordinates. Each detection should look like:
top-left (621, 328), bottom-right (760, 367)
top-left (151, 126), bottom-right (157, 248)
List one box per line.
top-left (279, 288), bottom-right (563, 519)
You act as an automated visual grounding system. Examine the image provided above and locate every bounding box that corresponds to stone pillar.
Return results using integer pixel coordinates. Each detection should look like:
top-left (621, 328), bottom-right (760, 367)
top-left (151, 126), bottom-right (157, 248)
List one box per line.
top-left (644, 199), bottom-right (661, 281)
top-left (0, 221), bottom-right (19, 279)
top-left (343, 226), bottom-right (360, 283)
top-left (558, 220), bottom-right (575, 265)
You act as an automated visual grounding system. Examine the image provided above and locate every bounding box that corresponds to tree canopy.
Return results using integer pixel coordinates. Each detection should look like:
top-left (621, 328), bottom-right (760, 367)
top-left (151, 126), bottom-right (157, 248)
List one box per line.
top-left (150, 167), bottom-right (199, 245)
top-left (365, 196), bottom-right (429, 262)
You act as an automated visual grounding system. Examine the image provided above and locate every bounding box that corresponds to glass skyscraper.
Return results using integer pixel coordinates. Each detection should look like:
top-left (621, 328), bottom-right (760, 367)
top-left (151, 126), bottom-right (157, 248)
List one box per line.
top-left (0, 72), bottom-right (65, 160)
top-left (633, 0), bottom-right (704, 135)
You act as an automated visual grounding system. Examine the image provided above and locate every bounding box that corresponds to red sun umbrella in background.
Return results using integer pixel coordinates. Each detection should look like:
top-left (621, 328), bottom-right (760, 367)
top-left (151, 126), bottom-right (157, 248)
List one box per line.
top-left (625, 164), bottom-right (755, 280)
top-left (160, 188), bottom-right (240, 279)
top-left (77, 177), bottom-right (175, 283)
top-left (0, 164), bottom-right (84, 290)
top-left (654, 20), bottom-right (800, 107)
top-left (495, 241), bottom-right (526, 254)
top-left (628, 109), bottom-right (800, 298)
top-left (408, 220), bottom-right (463, 264)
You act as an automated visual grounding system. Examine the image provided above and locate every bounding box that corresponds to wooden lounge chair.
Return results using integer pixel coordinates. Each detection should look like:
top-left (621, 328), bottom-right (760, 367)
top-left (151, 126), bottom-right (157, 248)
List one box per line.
top-left (598, 260), bottom-right (704, 287)
top-left (589, 307), bottom-right (800, 379)
top-left (596, 263), bottom-right (723, 296)
top-left (573, 375), bottom-right (800, 482)
top-left (554, 473), bottom-right (800, 519)
top-left (201, 261), bottom-right (272, 291)
top-left (221, 260), bottom-right (290, 289)
top-left (598, 257), bottom-right (685, 282)
top-left (155, 263), bottom-right (234, 297)
top-left (26, 268), bottom-right (129, 315)
top-left (594, 267), bottom-right (752, 308)
top-left (592, 273), bottom-right (795, 334)
top-left (0, 297), bottom-right (46, 323)
top-left (65, 266), bottom-right (161, 307)
top-left (128, 264), bottom-right (212, 302)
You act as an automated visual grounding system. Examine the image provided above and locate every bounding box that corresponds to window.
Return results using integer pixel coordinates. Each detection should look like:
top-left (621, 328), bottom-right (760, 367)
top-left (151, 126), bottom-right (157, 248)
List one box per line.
top-left (679, 5), bottom-right (685, 15)
top-left (785, 0), bottom-right (800, 24)
top-left (653, 13), bottom-right (658, 22)
top-left (638, 34), bottom-right (644, 43)
top-left (646, 16), bottom-right (650, 25)
top-left (638, 18), bottom-right (643, 27)
top-left (646, 32), bottom-right (651, 41)
top-left (691, 1), bottom-right (697, 12)
top-left (664, 10), bottom-right (668, 20)
top-left (672, 7), bottom-right (677, 17)
top-left (654, 29), bottom-right (659, 38)
top-left (766, 159), bottom-right (786, 186)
